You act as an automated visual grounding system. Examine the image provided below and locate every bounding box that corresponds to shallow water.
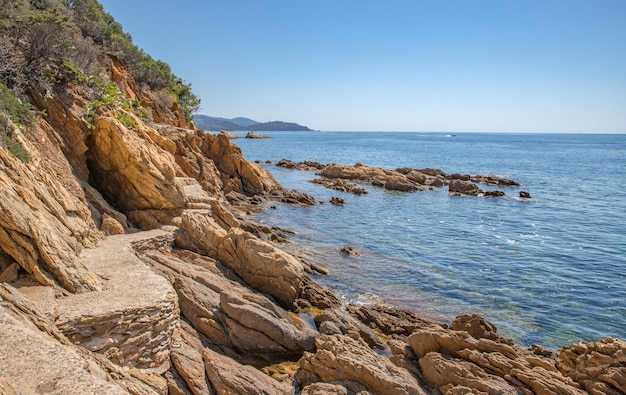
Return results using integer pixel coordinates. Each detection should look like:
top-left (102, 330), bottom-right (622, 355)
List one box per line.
top-left (233, 131), bottom-right (626, 349)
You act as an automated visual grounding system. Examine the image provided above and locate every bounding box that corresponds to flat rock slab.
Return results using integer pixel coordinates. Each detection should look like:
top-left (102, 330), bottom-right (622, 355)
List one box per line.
top-left (0, 305), bottom-right (128, 395)
top-left (55, 229), bottom-right (179, 369)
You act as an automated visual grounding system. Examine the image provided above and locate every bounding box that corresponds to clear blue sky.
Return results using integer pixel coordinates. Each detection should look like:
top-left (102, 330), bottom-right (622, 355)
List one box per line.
top-left (98, 1), bottom-right (626, 132)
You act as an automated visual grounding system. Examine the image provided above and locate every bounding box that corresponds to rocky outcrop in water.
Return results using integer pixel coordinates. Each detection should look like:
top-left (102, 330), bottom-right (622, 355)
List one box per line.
top-left (275, 159), bottom-right (525, 197)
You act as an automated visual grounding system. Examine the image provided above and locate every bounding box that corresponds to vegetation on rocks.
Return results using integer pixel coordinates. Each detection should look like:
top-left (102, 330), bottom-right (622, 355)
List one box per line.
top-left (0, 0), bottom-right (200, 122)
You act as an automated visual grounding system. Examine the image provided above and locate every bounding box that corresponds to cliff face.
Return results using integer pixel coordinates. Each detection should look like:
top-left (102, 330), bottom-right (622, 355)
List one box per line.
top-left (0, 57), bottom-right (282, 295)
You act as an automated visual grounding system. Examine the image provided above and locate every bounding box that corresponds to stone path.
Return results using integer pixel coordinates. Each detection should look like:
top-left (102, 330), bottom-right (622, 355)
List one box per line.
top-left (55, 228), bottom-right (179, 369)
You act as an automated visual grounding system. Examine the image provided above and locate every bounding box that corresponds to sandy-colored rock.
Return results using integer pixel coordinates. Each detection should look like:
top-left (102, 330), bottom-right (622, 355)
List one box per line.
top-left (180, 210), bottom-right (304, 308)
top-left (0, 262), bottom-right (19, 283)
top-left (301, 382), bottom-right (348, 395)
top-left (88, 116), bottom-right (187, 211)
top-left (0, 283), bottom-right (163, 395)
top-left (451, 313), bottom-right (513, 344)
top-left (202, 132), bottom-right (282, 196)
top-left (0, 145), bottom-right (103, 293)
top-left (0, 296), bottom-right (130, 394)
top-left (314, 308), bottom-right (386, 350)
top-left (55, 230), bottom-right (179, 369)
top-left (101, 213), bottom-right (125, 235)
top-left (203, 348), bottom-right (294, 395)
top-left (245, 131), bottom-right (270, 139)
top-left (296, 334), bottom-right (427, 395)
top-left (419, 352), bottom-right (518, 394)
top-left (142, 248), bottom-right (316, 357)
top-left (220, 291), bottom-right (317, 353)
top-left (409, 323), bottom-right (586, 395)
top-left (557, 337), bottom-right (626, 394)
top-left (170, 324), bottom-right (214, 395)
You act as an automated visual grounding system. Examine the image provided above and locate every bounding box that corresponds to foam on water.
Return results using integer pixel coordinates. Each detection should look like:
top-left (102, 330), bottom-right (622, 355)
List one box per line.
top-left (232, 131), bottom-right (626, 349)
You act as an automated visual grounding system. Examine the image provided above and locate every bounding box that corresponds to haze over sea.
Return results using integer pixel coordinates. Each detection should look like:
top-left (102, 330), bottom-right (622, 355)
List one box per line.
top-left (233, 131), bottom-right (626, 349)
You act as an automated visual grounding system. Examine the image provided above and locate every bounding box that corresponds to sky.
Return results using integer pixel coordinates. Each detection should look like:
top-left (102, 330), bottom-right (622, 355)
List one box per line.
top-left (97, 1), bottom-right (626, 133)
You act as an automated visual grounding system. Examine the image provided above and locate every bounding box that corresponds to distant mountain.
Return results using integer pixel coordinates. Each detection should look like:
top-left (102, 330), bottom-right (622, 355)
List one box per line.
top-left (193, 115), bottom-right (312, 131)
top-left (230, 117), bottom-right (260, 127)
top-left (247, 121), bottom-right (312, 132)
top-left (193, 115), bottom-right (241, 131)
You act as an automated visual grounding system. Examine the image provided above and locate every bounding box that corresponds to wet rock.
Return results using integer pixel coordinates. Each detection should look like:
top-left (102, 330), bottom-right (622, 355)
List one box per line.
top-left (471, 174), bottom-right (520, 186)
top-left (296, 334), bottom-right (428, 395)
top-left (484, 190), bottom-right (505, 197)
top-left (320, 163), bottom-right (422, 193)
top-left (245, 132), bottom-right (271, 139)
top-left (277, 159), bottom-right (325, 171)
top-left (330, 196), bottom-right (345, 205)
top-left (315, 308), bottom-right (387, 350)
top-left (203, 348), bottom-right (293, 395)
top-left (347, 303), bottom-right (432, 340)
top-left (277, 189), bottom-right (319, 205)
top-left (340, 246), bottom-right (361, 255)
top-left (448, 179), bottom-right (483, 196)
top-left (520, 191), bottom-right (532, 199)
top-left (450, 314), bottom-right (513, 345)
top-left (297, 275), bottom-right (342, 309)
top-left (311, 177), bottom-right (368, 195)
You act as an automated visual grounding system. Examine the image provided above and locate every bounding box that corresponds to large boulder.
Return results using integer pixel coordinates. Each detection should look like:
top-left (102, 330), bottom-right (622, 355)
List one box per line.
top-left (88, 116), bottom-right (187, 211)
top-left (202, 132), bottom-right (281, 196)
top-left (142, 249), bottom-right (315, 356)
top-left (180, 210), bottom-right (304, 308)
top-left (448, 179), bottom-right (483, 196)
top-left (203, 348), bottom-right (294, 395)
top-left (296, 334), bottom-right (428, 395)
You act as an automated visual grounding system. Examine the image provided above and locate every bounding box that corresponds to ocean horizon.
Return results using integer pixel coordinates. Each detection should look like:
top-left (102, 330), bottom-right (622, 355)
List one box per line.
top-left (231, 131), bottom-right (626, 349)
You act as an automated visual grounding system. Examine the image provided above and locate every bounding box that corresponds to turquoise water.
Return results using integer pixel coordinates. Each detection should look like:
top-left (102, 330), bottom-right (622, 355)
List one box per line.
top-left (233, 131), bottom-right (626, 349)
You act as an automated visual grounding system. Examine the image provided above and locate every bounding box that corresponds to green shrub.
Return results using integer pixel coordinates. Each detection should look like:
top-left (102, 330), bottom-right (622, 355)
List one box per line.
top-left (0, 80), bottom-right (34, 128)
top-left (115, 112), bottom-right (135, 128)
top-left (0, 114), bottom-right (31, 163)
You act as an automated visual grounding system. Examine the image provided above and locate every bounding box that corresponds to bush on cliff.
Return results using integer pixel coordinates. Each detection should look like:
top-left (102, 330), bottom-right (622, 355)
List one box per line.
top-left (0, 80), bottom-right (32, 162)
top-left (0, 0), bottom-right (200, 121)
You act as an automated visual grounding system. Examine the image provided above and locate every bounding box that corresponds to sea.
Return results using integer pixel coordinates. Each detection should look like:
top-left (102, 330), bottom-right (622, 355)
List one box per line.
top-left (231, 131), bottom-right (626, 349)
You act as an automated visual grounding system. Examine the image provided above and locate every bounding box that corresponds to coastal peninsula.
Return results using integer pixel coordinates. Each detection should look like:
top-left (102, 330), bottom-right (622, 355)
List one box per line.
top-left (0, 1), bottom-right (624, 394)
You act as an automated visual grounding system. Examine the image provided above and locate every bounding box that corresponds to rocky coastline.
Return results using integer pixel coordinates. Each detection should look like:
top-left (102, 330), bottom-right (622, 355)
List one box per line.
top-left (0, 18), bottom-right (623, 395)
